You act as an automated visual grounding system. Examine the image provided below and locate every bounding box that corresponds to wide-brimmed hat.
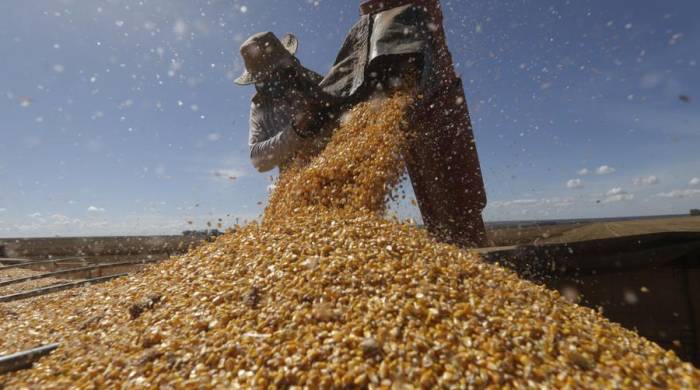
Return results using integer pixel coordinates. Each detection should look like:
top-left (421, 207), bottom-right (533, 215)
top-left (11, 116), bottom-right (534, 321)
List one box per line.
top-left (234, 31), bottom-right (299, 85)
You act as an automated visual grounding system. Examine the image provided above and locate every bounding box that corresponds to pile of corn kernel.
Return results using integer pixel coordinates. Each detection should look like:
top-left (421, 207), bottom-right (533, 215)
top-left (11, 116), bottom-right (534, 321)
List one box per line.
top-left (1, 94), bottom-right (699, 388)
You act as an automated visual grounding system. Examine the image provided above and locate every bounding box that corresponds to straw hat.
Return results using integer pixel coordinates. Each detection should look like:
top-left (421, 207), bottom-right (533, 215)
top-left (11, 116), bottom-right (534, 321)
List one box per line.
top-left (235, 31), bottom-right (300, 85)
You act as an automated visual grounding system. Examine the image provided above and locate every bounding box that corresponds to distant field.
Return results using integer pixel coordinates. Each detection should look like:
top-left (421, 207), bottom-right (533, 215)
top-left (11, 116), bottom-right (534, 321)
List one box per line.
top-left (542, 215), bottom-right (700, 244)
top-left (2, 216), bottom-right (699, 260)
top-left (0, 235), bottom-right (207, 260)
top-left (487, 215), bottom-right (700, 246)
top-left (486, 224), bottom-right (579, 246)
top-left (0, 235), bottom-right (216, 298)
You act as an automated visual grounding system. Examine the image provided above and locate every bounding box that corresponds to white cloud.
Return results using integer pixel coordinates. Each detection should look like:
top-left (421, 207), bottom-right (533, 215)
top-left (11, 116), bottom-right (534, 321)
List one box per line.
top-left (87, 206), bottom-right (105, 213)
top-left (690, 177), bottom-right (700, 186)
top-left (0, 208), bottom-right (6, 213)
top-left (656, 189), bottom-right (700, 199)
top-left (491, 199), bottom-right (539, 208)
top-left (207, 133), bottom-right (222, 142)
top-left (601, 188), bottom-right (634, 203)
top-left (552, 199), bottom-right (576, 208)
top-left (50, 214), bottom-right (81, 226)
top-left (28, 212), bottom-right (42, 219)
top-left (633, 175), bottom-right (659, 187)
top-left (607, 187), bottom-right (625, 196)
top-left (603, 193), bottom-right (634, 203)
top-left (566, 179), bottom-right (584, 189)
top-left (489, 197), bottom-right (576, 209)
top-left (596, 165), bottom-right (616, 175)
top-left (577, 168), bottom-right (589, 176)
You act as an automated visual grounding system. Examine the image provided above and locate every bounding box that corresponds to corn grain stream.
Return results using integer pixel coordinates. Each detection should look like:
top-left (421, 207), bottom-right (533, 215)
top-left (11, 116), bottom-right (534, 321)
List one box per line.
top-left (1, 94), bottom-right (699, 388)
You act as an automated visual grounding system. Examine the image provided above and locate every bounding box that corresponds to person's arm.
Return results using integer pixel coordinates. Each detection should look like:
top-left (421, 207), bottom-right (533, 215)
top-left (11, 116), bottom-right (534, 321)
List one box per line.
top-left (248, 102), bottom-right (305, 173)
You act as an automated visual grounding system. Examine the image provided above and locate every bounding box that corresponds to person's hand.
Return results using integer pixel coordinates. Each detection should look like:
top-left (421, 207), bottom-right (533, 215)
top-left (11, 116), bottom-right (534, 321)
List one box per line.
top-left (291, 92), bottom-right (324, 138)
top-left (292, 113), bottom-right (317, 139)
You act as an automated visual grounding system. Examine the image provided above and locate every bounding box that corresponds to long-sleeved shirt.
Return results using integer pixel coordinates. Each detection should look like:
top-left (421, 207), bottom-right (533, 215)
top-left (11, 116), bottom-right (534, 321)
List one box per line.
top-left (248, 93), bottom-right (304, 172)
top-left (248, 67), bottom-right (325, 173)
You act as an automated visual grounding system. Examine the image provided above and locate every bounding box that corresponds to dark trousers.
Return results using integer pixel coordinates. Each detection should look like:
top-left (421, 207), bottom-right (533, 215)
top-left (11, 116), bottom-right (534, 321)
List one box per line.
top-left (404, 77), bottom-right (487, 248)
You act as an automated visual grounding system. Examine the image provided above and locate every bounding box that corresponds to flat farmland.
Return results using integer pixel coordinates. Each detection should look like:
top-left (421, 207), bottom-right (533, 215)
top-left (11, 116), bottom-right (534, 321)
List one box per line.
top-left (486, 215), bottom-right (700, 246)
top-left (0, 235), bottom-right (207, 260)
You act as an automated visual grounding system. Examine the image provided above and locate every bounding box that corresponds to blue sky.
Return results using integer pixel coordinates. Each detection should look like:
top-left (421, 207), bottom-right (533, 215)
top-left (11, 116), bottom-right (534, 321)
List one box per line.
top-left (1, 0), bottom-right (699, 237)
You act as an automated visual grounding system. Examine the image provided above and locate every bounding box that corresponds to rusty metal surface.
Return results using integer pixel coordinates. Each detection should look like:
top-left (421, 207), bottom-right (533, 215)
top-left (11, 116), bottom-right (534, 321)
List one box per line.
top-left (0, 257), bottom-right (86, 272)
top-left (0, 274), bottom-right (128, 303)
top-left (0, 258), bottom-right (33, 266)
top-left (478, 232), bottom-right (700, 279)
top-left (477, 232), bottom-right (700, 366)
top-left (0, 259), bottom-right (161, 288)
top-left (0, 343), bottom-right (60, 375)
